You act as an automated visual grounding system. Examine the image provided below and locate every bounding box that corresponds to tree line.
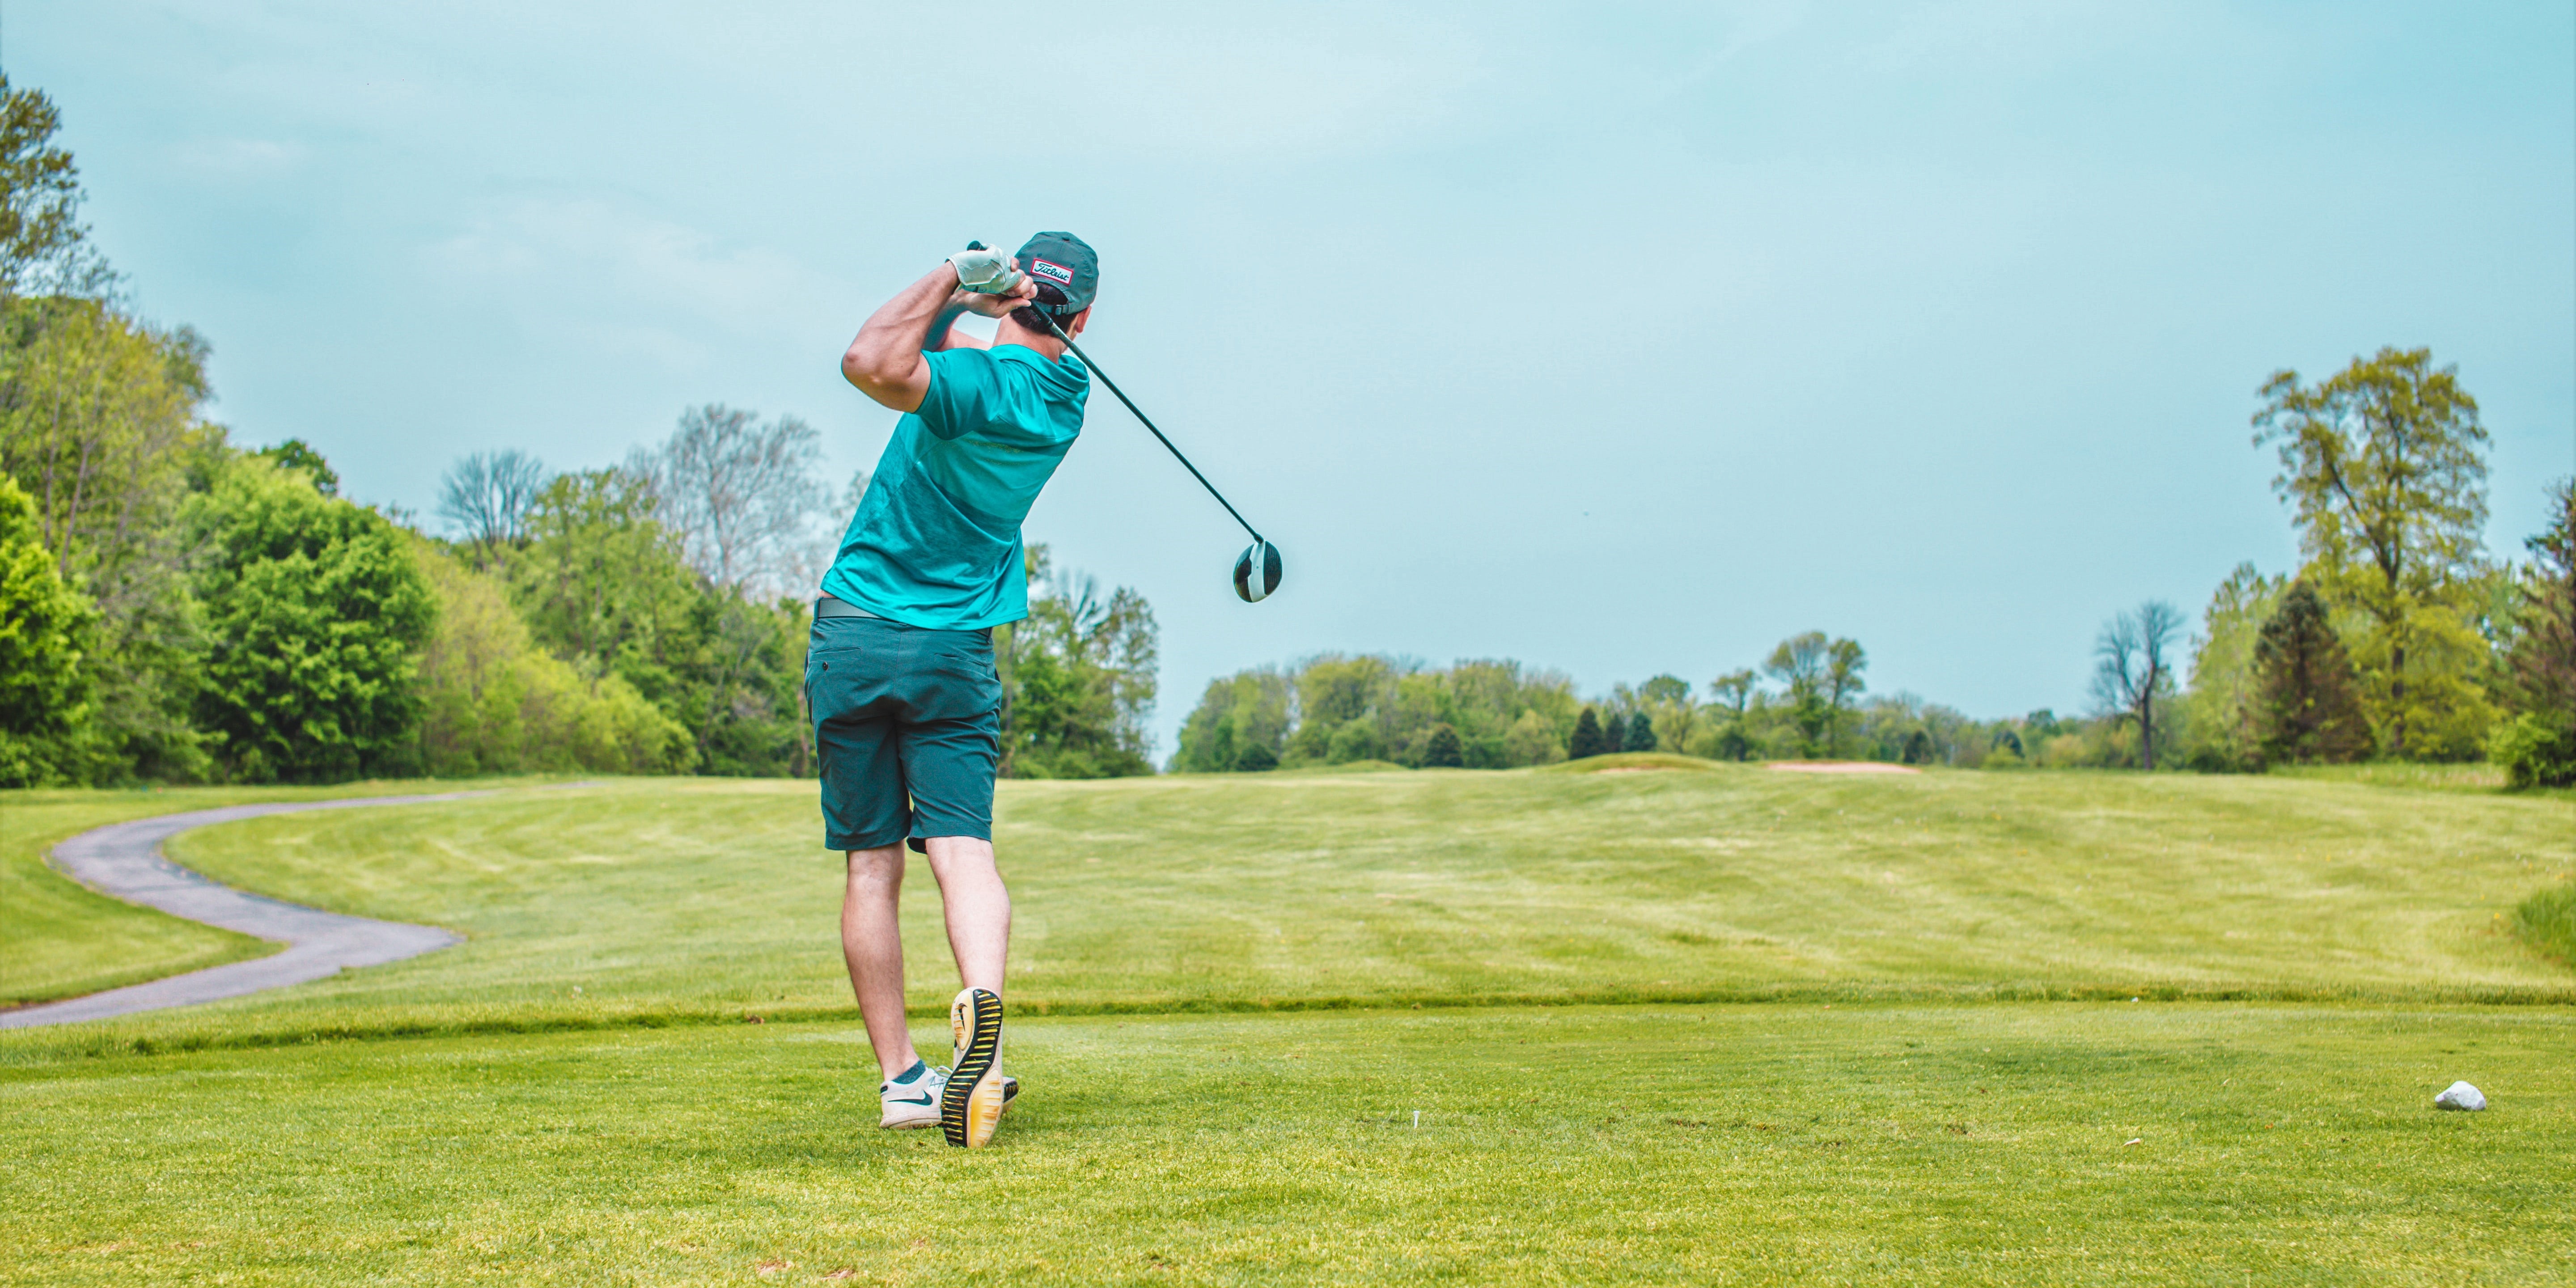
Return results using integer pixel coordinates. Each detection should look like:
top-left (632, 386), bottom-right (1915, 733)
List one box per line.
top-left (1172, 634), bottom-right (2072, 773)
top-left (0, 76), bottom-right (1155, 787)
top-left (1176, 352), bottom-right (2573, 787)
top-left (2100, 349), bottom-right (2571, 786)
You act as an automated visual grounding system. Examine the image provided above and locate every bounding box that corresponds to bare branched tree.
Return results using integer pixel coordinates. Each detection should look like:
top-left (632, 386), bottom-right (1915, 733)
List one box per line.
top-left (628, 404), bottom-right (833, 598)
top-left (436, 449), bottom-right (551, 554)
top-left (2093, 599), bottom-right (2184, 769)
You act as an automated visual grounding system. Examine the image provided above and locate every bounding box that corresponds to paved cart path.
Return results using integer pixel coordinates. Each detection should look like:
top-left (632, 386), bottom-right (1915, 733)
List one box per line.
top-left (1, 794), bottom-right (495, 1030)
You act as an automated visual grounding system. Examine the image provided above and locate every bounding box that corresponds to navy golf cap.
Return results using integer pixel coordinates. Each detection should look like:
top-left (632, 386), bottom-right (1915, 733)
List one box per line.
top-left (1015, 232), bottom-right (1097, 317)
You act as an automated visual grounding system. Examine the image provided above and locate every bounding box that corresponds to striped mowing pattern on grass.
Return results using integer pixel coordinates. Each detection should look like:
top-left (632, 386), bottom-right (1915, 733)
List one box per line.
top-left (4, 765), bottom-right (2568, 1059)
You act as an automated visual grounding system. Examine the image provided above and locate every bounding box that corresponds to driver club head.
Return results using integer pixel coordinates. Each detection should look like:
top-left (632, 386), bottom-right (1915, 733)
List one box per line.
top-left (1233, 539), bottom-right (1284, 603)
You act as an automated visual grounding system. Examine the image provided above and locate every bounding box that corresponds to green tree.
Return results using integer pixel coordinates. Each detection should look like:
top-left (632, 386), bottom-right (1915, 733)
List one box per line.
top-left (1326, 718), bottom-right (1381, 764)
top-left (1634, 673), bottom-right (1697, 754)
top-left (508, 470), bottom-right (699, 695)
top-left (411, 537), bottom-right (692, 775)
top-left (504, 468), bottom-right (804, 776)
top-left (2254, 347), bottom-right (2494, 758)
top-left (1172, 667), bottom-right (1290, 773)
top-left (1183, 654), bottom-right (1576, 771)
top-left (0, 297), bottom-right (219, 780)
top-left (1289, 653), bottom-right (1396, 764)
top-left (0, 74), bottom-right (110, 297)
top-left (253, 438), bottom-right (338, 496)
top-left (1704, 669), bottom-right (1756, 760)
top-left (0, 473), bottom-right (96, 784)
top-left (2177, 563), bottom-right (2287, 771)
top-left (1503, 708), bottom-right (1566, 766)
top-left (1764, 631), bottom-right (1833, 755)
top-left (188, 458), bottom-right (435, 782)
top-left (2489, 479), bottom-right (2576, 788)
top-left (2499, 479), bottom-right (2574, 724)
top-left (999, 547), bottom-right (1158, 779)
top-left (1601, 711), bottom-right (1628, 756)
top-left (0, 84), bottom-right (213, 780)
top-left (1822, 639), bottom-right (1866, 755)
top-left (1621, 708), bottom-right (1657, 753)
top-left (1638, 675), bottom-right (1690, 704)
top-left (1233, 741), bottom-right (1278, 772)
top-left (2252, 581), bottom-right (2370, 765)
top-left (690, 594), bottom-right (808, 777)
top-left (1568, 706), bottom-right (1606, 760)
top-left (1422, 721), bottom-right (1465, 768)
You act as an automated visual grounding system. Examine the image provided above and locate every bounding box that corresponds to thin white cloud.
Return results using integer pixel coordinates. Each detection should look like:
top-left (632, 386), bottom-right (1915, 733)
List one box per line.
top-left (425, 197), bottom-right (823, 367)
top-left (1041, 19), bottom-right (1492, 161)
top-left (172, 136), bottom-right (308, 179)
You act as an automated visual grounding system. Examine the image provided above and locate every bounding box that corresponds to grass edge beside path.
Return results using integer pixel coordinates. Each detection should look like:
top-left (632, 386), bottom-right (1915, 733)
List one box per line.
top-left (0, 778), bottom-right (581, 1008)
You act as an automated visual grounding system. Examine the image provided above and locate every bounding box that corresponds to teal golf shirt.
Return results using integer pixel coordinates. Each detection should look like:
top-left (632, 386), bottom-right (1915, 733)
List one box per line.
top-left (822, 344), bottom-right (1089, 629)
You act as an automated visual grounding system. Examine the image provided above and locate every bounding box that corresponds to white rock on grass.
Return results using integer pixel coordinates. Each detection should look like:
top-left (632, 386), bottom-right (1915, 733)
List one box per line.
top-left (2434, 1081), bottom-right (2487, 1112)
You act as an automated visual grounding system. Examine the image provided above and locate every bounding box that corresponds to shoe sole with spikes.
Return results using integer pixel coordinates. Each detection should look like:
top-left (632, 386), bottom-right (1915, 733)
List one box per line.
top-left (942, 987), bottom-right (1005, 1148)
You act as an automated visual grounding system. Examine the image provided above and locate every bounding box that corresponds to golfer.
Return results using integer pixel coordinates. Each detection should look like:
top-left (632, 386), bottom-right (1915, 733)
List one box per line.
top-left (814, 233), bottom-right (1097, 1149)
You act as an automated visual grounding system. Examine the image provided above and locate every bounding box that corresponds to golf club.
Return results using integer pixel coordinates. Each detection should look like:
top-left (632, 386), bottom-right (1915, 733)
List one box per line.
top-left (967, 242), bottom-right (1284, 603)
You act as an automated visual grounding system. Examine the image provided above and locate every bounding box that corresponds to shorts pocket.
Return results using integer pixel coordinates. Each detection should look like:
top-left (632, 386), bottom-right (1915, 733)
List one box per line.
top-left (934, 634), bottom-right (1002, 715)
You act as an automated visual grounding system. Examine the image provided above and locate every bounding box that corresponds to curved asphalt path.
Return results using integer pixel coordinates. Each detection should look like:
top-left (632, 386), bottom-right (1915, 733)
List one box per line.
top-left (0, 793), bottom-right (495, 1030)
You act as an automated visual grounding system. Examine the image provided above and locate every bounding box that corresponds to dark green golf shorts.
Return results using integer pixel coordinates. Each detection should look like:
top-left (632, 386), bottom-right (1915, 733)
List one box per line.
top-left (808, 615), bottom-right (1002, 853)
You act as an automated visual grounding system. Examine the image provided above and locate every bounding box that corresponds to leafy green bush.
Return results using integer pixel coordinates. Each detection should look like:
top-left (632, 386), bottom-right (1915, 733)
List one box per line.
top-left (2487, 712), bottom-right (2576, 789)
top-left (187, 459), bottom-right (435, 782)
top-left (413, 540), bottom-right (692, 776)
top-left (0, 475), bottom-right (98, 785)
top-left (1504, 709), bottom-right (1567, 766)
top-left (1422, 722), bottom-right (1464, 768)
top-left (2513, 881), bottom-right (2576, 966)
top-left (1326, 718), bottom-right (1380, 765)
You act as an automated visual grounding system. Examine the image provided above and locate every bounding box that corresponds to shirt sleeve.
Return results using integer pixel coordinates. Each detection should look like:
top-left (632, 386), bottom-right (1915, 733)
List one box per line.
top-left (915, 348), bottom-right (1001, 442)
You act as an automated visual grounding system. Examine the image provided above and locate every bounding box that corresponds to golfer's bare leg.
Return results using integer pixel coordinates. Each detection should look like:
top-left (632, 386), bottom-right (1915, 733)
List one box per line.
top-left (922, 836), bottom-right (1010, 995)
top-left (842, 845), bottom-right (921, 1077)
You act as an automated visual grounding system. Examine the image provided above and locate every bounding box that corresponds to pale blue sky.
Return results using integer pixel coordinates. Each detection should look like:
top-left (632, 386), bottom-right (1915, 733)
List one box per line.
top-left (13, 1), bottom-right (2573, 755)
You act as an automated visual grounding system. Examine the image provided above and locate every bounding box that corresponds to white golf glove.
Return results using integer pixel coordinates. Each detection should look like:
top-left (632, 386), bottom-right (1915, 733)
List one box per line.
top-left (950, 245), bottom-right (1026, 295)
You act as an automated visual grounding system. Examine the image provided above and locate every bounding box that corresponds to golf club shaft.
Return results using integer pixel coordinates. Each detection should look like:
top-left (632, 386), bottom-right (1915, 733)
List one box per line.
top-left (1041, 315), bottom-right (1263, 545)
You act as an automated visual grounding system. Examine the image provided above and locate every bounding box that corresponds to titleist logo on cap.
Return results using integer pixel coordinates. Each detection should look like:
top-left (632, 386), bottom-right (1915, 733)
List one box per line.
top-left (1029, 259), bottom-right (1074, 286)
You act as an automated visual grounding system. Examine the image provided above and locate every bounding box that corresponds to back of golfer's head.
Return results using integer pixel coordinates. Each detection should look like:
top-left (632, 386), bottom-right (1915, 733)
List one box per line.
top-left (1011, 231), bottom-right (1097, 331)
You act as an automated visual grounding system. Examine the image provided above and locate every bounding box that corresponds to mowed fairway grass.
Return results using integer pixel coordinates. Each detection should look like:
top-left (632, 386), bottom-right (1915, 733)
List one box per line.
top-left (4, 760), bottom-right (2572, 1284)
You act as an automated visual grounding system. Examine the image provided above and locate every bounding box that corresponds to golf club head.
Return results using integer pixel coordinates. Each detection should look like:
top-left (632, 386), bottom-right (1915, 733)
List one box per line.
top-left (1233, 540), bottom-right (1284, 603)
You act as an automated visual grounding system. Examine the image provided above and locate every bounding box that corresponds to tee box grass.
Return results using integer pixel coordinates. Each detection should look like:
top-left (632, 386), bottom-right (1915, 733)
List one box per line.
top-left (2, 761), bottom-right (2571, 1284)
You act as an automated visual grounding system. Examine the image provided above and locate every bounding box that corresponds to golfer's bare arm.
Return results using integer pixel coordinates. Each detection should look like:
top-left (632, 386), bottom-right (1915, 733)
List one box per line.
top-left (841, 264), bottom-right (1032, 413)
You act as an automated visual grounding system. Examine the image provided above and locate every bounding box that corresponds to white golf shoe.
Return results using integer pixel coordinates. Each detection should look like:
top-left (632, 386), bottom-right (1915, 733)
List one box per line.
top-left (879, 1059), bottom-right (1015, 1133)
top-left (878, 1060), bottom-right (947, 1130)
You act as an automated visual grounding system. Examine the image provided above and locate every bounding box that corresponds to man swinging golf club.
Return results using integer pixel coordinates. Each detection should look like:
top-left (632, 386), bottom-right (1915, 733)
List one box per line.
top-left (817, 233), bottom-right (1097, 1148)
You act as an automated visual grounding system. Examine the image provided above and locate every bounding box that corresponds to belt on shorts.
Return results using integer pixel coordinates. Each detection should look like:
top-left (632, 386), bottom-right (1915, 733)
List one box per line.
top-left (814, 595), bottom-right (881, 620)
